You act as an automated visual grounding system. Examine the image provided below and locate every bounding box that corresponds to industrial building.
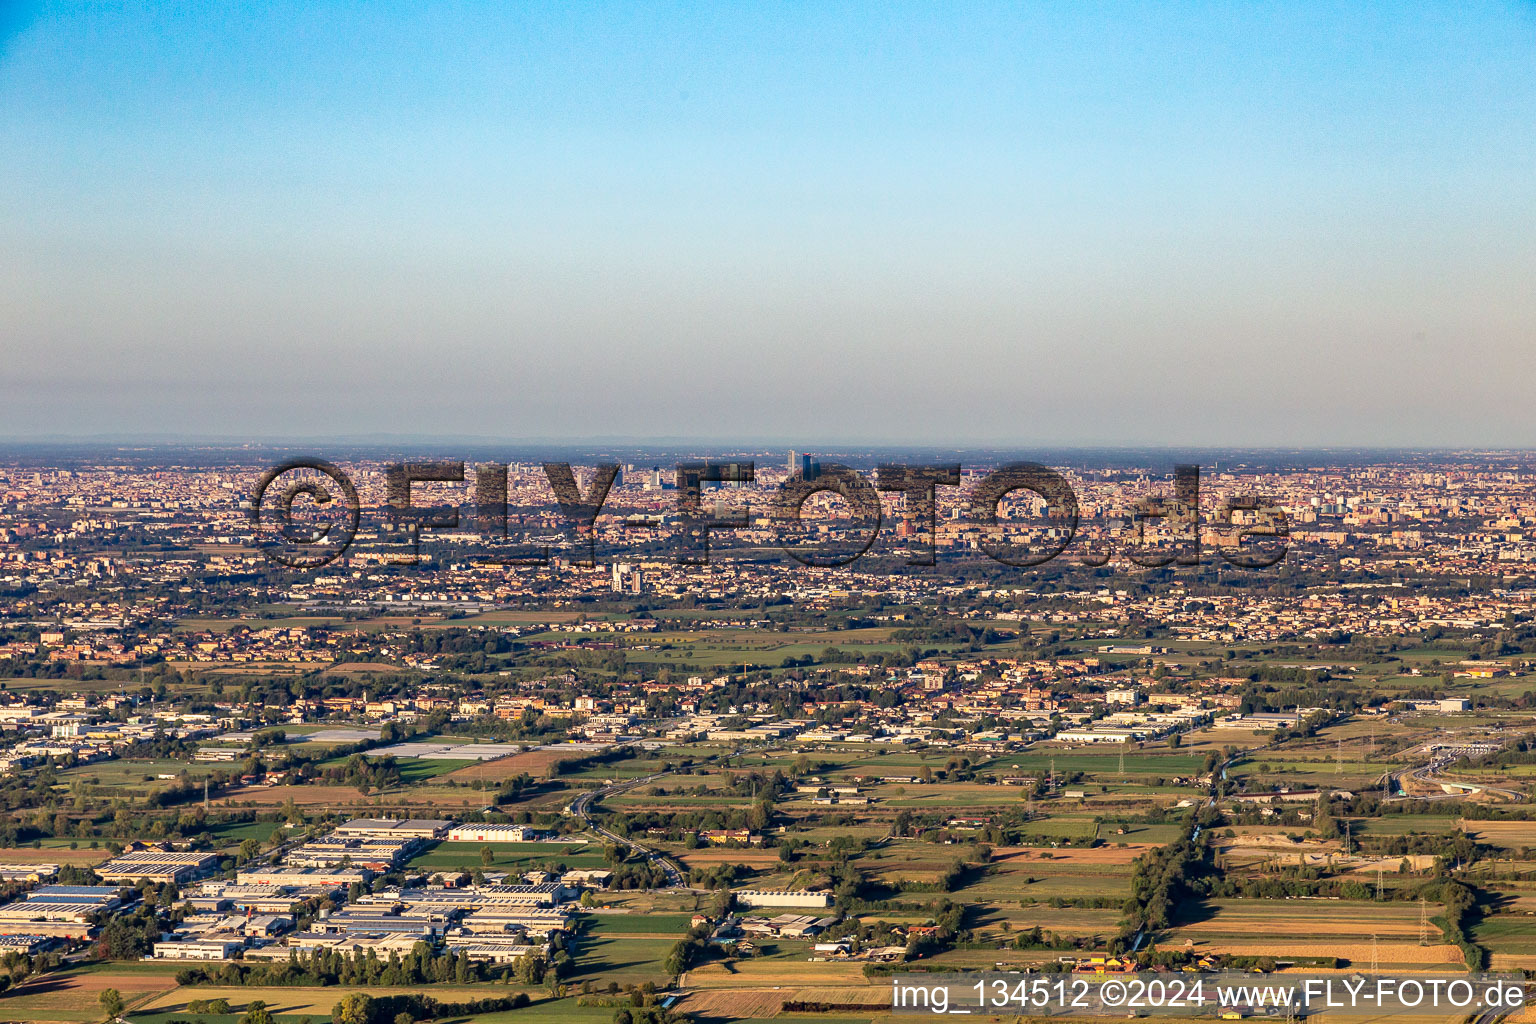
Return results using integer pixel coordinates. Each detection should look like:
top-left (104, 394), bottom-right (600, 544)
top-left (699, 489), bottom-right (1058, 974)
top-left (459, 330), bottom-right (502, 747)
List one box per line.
top-left (732, 889), bottom-right (832, 909)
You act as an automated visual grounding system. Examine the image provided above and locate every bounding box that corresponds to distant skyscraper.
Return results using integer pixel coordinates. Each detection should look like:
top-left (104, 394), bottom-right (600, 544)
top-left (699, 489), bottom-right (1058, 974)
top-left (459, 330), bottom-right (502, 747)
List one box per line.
top-left (788, 450), bottom-right (797, 474)
top-left (612, 562), bottom-right (641, 594)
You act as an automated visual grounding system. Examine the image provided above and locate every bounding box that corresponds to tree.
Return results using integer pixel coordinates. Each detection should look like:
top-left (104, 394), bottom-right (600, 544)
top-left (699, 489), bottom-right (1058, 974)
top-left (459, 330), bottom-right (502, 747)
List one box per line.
top-left (747, 799), bottom-right (772, 831)
top-left (479, 845), bottom-right (495, 868)
top-left (96, 916), bottom-right (155, 960)
top-left (512, 953), bottom-right (546, 985)
top-left (241, 1000), bottom-right (274, 1024)
top-left (100, 988), bottom-right (124, 1021)
top-left (332, 993), bottom-right (374, 1024)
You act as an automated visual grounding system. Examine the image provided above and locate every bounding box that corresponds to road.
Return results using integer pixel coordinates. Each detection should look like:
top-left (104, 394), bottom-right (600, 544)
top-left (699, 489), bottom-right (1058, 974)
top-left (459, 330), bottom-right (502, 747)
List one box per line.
top-left (1378, 757), bottom-right (1525, 803)
top-left (569, 770), bottom-right (690, 887)
top-left (568, 748), bottom-right (762, 889)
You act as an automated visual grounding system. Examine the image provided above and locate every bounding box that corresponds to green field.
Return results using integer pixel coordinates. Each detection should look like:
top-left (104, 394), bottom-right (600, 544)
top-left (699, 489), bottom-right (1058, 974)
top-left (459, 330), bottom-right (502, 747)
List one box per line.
top-left (1471, 915), bottom-right (1536, 953)
top-left (580, 912), bottom-right (695, 935)
top-left (565, 934), bottom-right (676, 985)
top-left (206, 819), bottom-right (293, 845)
top-left (396, 759), bottom-right (476, 783)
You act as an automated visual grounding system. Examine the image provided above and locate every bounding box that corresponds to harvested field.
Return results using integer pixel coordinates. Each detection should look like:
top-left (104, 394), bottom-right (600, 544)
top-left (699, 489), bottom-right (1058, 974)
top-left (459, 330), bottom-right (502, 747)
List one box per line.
top-left (677, 849), bottom-right (782, 869)
top-left (788, 986), bottom-right (891, 1006)
top-left (0, 846), bottom-right (111, 865)
top-left (445, 748), bottom-right (577, 780)
top-left (679, 985), bottom-right (891, 1018)
top-left (684, 959), bottom-right (868, 988)
top-left (215, 783), bottom-right (486, 809)
top-left (1462, 819), bottom-right (1536, 850)
top-left (213, 784), bottom-right (368, 807)
top-left (1492, 952), bottom-right (1536, 971)
top-left (678, 989), bottom-right (785, 1018)
top-left (1172, 900), bottom-right (1437, 940)
top-left (1189, 940), bottom-right (1464, 967)
top-left (991, 844), bottom-right (1153, 866)
top-left (1218, 834), bottom-right (1437, 873)
top-left (1508, 1002), bottom-right (1536, 1024)
top-left (0, 966), bottom-right (181, 1022)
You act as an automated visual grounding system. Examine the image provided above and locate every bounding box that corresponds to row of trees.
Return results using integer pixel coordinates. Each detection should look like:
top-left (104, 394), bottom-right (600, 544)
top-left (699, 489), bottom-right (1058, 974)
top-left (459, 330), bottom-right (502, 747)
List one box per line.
top-left (173, 944), bottom-right (503, 988)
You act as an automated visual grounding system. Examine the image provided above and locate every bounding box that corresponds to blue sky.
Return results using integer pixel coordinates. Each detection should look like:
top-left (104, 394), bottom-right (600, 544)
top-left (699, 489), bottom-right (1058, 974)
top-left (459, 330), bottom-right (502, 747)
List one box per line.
top-left (2, 2), bottom-right (1535, 444)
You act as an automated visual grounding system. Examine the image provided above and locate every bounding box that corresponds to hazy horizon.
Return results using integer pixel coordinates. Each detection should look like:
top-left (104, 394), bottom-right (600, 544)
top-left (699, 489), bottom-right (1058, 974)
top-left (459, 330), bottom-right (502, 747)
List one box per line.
top-left (3, 3), bottom-right (1535, 446)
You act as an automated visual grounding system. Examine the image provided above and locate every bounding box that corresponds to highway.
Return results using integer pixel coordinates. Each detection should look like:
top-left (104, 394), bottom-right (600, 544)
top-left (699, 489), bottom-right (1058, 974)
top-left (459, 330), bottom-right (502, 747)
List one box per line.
top-left (568, 747), bottom-right (766, 890)
top-left (569, 769), bottom-right (691, 888)
top-left (1378, 756), bottom-right (1525, 803)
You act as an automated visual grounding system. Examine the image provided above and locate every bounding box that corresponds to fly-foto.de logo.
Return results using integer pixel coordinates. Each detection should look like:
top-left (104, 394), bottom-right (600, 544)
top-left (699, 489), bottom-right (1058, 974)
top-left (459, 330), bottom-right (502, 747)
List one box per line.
top-left (247, 459), bottom-right (1287, 571)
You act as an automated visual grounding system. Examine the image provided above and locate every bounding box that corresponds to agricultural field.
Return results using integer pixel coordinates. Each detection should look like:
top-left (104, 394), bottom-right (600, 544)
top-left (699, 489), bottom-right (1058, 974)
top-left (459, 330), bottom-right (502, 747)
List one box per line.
top-left (1472, 912), bottom-right (1536, 966)
top-left (205, 819), bottom-right (293, 845)
top-left (0, 962), bottom-right (184, 1024)
top-left (594, 626), bottom-right (917, 671)
top-left (1163, 899), bottom-right (1463, 967)
top-left (577, 912), bottom-right (695, 936)
top-left (957, 846), bottom-right (1141, 902)
top-left (1224, 751), bottom-right (1401, 791)
top-left (394, 758), bottom-right (476, 783)
top-left (0, 843), bottom-right (113, 865)
top-left (972, 750), bottom-right (1209, 778)
top-left (682, 948), bottom-right (868, 989)
top-left (966, 902), bottom-right (1125, 941)
top-left (678, 984), bottom-right (889, 1021)
top-left (142, 984), bottom-right (542, 1019)
top-left (54, 759), bottom-right (222, 803)
top-left (564, 933), bottom-right (677, 986)
top-left (444, 749), bottom-right (584, 781)
top-left (1461, 819), bottom-right (1536, 853)
top-left (1351, 815), bottom-right (1461, 836)
top-left (209, 779), bottom-right (542, 813)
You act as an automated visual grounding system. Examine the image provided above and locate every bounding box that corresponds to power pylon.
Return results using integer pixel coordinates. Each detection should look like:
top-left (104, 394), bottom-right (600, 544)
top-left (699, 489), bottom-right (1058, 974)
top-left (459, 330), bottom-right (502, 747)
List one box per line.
top-left (1419, 896), bottom-right (1430, 946)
